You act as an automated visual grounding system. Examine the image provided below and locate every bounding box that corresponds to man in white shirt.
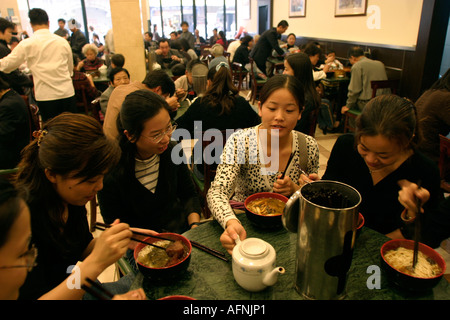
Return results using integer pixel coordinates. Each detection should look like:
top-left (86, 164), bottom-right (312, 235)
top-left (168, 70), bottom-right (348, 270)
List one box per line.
top-left (0, 8), bottom-right (75, 122)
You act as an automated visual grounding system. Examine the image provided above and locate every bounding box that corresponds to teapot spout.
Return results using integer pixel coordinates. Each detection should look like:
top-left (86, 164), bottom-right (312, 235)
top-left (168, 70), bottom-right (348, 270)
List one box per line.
top-left (262, 267), bottom-right (285, 287)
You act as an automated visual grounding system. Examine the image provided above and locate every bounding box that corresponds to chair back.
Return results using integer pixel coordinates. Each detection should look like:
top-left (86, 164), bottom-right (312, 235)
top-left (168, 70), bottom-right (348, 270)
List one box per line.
top-left (230, 62), bottom-right (248, 92)
top-left (371, 79), bottom-right (399, 98)
top-left (20, 95), bottom-right (41, 140)
top-left (249, 57), bottom-right (267, 104)
top-left (190, 130), bottom-right (231, 218)
top-left (439, 134), bottom-right (450, 192)
top-left (73, 83), bottom-right (101, 121)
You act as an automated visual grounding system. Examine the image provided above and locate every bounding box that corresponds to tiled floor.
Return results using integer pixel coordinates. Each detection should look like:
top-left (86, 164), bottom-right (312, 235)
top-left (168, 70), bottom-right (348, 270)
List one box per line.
top-left (88, 91), bottom-right (450, 285)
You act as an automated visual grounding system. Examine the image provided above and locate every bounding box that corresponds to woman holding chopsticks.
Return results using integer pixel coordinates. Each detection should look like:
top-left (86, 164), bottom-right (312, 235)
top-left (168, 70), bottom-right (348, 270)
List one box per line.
top-left (301, 95), bottom-right (445, 247)
top-left (12, 113), bottom-right (149, 300)
top-left (97, 90), bottom-right (202, 234)
top-left (207, 75), bottom-right (320, 254)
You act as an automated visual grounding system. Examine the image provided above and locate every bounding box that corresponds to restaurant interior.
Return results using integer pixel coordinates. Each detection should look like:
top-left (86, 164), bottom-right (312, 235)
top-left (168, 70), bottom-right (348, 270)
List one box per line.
top-left (1, 0), bottom-right (449, 300)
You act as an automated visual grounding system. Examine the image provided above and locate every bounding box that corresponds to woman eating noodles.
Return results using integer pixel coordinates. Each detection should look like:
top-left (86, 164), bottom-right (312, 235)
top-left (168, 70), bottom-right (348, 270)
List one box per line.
top-left (14, 113), bottom-right (150, 300)
top-left (207, 75), bottom-right (319, 254)
top-left (302, 95), bottom-right (444, 245)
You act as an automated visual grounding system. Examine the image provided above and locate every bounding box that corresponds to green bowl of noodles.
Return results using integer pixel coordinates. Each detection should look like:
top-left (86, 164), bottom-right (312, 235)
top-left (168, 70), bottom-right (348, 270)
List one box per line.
top-left (380, 239), bottom-right (446, 292)
top-left (244, 192), bottom-right (288, 229)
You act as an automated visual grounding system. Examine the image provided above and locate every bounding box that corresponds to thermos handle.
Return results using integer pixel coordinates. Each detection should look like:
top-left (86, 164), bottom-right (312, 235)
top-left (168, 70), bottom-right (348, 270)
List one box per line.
top-left (282, 189), bottom-right (301, 233)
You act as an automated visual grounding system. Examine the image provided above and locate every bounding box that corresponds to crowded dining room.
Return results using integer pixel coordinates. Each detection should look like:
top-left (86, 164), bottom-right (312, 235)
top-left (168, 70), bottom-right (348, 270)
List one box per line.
top-left (0, 0), bottom-right (450, 310)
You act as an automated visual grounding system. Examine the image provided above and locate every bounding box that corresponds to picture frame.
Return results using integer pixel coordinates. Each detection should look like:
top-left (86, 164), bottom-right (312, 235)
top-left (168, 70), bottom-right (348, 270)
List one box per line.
top-left (289, 0), bottom-right (306, 18)
top-left (335, 0), bottom-right (367, 17)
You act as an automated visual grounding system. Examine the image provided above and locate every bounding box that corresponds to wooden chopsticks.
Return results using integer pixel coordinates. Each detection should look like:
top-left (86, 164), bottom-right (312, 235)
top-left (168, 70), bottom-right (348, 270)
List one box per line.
top-left (280, 151), bottom-right (295, 180)
top-left (95, 222), bottom-right (228, 262)
top-left (94, 223), bottom-right (166, 250)
top-left (190, 240), bottom-right (229, 262)
top-left (81, 277), bottom-right (114, 300)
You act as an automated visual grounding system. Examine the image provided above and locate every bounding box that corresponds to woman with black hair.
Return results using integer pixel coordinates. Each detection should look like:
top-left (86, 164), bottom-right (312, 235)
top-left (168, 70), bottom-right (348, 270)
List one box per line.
top-left (14, 112), bottom-right (148, 300)
top-left (98, 90), bottom-right (202, 234)
top-left (302, 95), bottom-right (445, 248)
top-left (415, 67), bottom-right (450, 163)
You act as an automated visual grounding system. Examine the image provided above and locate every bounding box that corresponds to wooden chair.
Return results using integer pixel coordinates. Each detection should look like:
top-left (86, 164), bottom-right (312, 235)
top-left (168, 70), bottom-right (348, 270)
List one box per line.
top-left (189, 130), bottom-right (230, 219)
top-left (230, 62), bottom-right (248, 92)
top-left (249, 58), bottom-right (267, 104)
top-left (439, 134), bottom-right (450, 193)
top-left (20, 95), bottom-right (41, 140)
top-left (343, 79), bottom-right (400, 133)
top-left (73, 83), bottom-right (101, 122)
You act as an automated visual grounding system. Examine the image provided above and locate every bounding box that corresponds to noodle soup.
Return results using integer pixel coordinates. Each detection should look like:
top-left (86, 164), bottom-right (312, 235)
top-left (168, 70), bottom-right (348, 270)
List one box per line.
top-left (380, 239), bottom-right (446, 292)
top-left (384, 247), bottom-right (442, 278)
top-left (137, 240), bottom-right (189, 268)
top-left (247, 197), bottom-right (286, 216)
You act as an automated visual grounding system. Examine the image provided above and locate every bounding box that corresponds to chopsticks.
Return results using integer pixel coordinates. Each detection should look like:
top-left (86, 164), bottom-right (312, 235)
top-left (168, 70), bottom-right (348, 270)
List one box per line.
top-left (280, 152), bottom-right (295, 180)
top-left (412, 180), bottom-right (422, 270)
top-left (96, 222), bottom-right (174, 242)
top-left (190, 240), bottom-right (229, 262)
top-left (95, 222), bottom-right (228, 262)
top-left (81, 277), bottom-right (114, 300)
top-left (94, 223), bottom-right (166, 251)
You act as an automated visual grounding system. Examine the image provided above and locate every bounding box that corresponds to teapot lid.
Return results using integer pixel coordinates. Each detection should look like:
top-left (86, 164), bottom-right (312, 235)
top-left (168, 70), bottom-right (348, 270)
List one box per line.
top-left (239, 238), bottom-right (269, 258)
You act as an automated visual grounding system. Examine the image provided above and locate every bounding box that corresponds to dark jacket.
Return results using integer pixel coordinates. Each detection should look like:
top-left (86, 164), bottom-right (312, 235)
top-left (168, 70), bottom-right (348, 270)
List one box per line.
top-left (0, 89), bottom-right (30, 169)
top-left (70, 30), bottom-right (88, 59)
top-left (0, 39), bottom-right (33, 94)
top-left (249, 28), bottom-right (284, 75)
top-left (98, 142), bottom-right (202, 234)
top-left (232, 44), bottom-right (250, 70)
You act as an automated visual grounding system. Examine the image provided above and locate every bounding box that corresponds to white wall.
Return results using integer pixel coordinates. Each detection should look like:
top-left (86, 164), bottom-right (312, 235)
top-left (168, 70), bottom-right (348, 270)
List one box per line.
top-left (242, 0), bottom-right (424, 49)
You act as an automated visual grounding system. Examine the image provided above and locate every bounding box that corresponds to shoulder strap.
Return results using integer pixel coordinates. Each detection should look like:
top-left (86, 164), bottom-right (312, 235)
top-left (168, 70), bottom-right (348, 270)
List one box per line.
top-left (295, 131), bottom-right (308, 172)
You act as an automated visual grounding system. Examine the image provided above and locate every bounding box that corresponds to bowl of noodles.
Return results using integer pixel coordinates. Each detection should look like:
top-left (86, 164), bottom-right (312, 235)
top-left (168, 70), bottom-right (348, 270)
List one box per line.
top-left (244, 192), bottom-right (288, 229)
top-left (380, 239), bottom-right (446, 292)
top-left (134, 233), bottom-right (192, 282)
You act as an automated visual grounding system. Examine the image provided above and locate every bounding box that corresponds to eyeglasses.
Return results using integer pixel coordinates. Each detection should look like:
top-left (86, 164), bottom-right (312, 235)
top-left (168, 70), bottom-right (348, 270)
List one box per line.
top-left (141, 122), bottom-right (178, 144)
top-left (0, 244), bottom-right (38, 272)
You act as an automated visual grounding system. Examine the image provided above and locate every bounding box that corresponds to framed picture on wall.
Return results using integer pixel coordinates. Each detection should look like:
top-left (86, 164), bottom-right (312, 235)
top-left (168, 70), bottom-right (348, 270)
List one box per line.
top-left (289, 0), bottom-right (306, 18)
top-left (335, 0), bottom-right (367, 17)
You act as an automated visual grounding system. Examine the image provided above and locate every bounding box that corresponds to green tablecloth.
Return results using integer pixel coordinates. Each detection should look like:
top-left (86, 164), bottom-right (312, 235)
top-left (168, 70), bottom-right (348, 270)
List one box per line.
top-left (131, 213), bottom-right (450, 300)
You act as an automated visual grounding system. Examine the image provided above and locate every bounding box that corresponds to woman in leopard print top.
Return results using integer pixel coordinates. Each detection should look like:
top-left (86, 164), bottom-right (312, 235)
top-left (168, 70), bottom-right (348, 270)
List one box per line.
top-left (207, 75), bottom-right (320, 254)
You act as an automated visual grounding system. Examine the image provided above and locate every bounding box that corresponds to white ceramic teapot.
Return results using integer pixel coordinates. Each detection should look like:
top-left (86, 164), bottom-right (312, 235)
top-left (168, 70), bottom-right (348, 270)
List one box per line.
top-left (232, 237), bottom-right (285, 292)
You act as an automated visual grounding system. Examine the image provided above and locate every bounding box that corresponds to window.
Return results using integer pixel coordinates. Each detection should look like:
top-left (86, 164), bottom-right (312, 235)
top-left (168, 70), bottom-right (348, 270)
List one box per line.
top-left (17, 0), bottom-right (111, 44)
top-left (149, 0), bottom-right (237, 41)
top-left (161, 0), bottom-right (182, 38)
top-left (181, 0), bottom-right (194, 33)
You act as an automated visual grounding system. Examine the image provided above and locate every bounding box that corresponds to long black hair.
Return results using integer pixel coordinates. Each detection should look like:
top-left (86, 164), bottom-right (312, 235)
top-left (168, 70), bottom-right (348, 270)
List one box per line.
top-left (116, 90), bottom-right (171, 171)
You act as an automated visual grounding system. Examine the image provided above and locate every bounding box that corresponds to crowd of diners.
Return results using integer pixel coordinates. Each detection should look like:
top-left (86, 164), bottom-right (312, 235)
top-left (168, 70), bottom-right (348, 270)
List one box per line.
top-left (0, 9), bottom-right (449, 300)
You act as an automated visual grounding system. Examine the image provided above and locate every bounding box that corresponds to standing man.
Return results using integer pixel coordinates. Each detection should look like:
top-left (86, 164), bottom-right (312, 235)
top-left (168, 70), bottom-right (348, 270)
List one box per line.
top-left (54, 18), bottom-right (69, 39)
top-left (179, 21), bottom-right (195, 50)
top-left (249, 20), bottom-right (289, 76)
top-left (0, 8), bottom-right (75, 122)
top-left (68, 19), bottom-right (87, 59)
top-left (341, 46), bottom-right (388, 114)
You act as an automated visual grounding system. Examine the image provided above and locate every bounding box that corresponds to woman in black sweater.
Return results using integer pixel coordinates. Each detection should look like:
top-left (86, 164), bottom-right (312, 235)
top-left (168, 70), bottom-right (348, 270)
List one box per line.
top-left (176, 63), bottom-right (260, 177)
top-left (98, 90), bottom-right (202, 234)
top-left (301, 95), bottom-right (445, 248)
top-left (177, 63), bottom-right (260, 134)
